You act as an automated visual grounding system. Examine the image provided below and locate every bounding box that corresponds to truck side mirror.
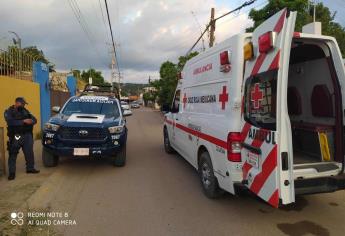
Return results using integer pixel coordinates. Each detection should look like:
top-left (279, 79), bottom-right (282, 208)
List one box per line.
top-left (123, 109), bottom-right (132, 116)
top-left (52, 106), bottom-right (61, 113)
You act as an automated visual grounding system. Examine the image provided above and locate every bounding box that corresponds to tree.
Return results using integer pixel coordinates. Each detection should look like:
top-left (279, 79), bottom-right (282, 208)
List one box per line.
top-left (155, 61), bottom-right (178, 106)
top-left (80, 68), bottom-right (109, 86)
top-left (246, 0), bottom-right (345, 56)
top-left (177, 51), bottom-right (199, 71)
top-left (143, 92), bottom-right (156, 106)
top-left (22, 46), bottom-right (50, 64)
top-left (0, 45), bottom-right (54, 73)
top-left (72, 69), bottom-right (81, 80)
top-left (154, 52), bottom-right (199, 107)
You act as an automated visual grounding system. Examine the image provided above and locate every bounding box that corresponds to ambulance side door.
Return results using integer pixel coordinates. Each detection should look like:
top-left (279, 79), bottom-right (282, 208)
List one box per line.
top-left (168, 89), bottom-right (181, 148)
top-left (241, 8), bottom-right (296, 207)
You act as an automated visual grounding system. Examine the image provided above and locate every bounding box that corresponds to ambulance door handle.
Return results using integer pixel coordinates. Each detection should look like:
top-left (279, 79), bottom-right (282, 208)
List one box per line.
top-left (242, 143), bottom-right (261, 154)
top-left (281, 152), bottom-right (289, 170)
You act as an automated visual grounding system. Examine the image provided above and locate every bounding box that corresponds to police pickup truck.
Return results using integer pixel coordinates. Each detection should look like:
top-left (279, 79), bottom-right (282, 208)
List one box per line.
top-left (42, 86), bottom-right (129, 167)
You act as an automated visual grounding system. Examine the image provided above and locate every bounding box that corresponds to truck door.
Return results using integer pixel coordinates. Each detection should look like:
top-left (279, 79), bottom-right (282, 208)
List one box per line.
top-left (241, 8), bottom-right (297, 207)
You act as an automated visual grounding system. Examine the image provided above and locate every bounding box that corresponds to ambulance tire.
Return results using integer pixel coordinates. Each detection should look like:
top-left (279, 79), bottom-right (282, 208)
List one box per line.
top-left (42, 148), bottom-right (59, 167)
top-left (113, 144), bottom-right (126, 167)
top-left (199, 151), bottom-right (223, 198)
top-left (163, 127), bottom-right (175, 154)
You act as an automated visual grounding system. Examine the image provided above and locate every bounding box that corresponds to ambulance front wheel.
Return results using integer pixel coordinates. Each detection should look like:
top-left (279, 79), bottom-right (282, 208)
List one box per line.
top-left (163, 127), bottom-right (175, 154)
top-left (198, 151), bottom-right (223, 198)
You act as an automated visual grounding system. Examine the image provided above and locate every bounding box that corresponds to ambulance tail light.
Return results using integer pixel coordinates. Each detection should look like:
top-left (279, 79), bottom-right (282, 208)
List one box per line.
top-left (258, 31), bottom-right (276, 53)
top-left (227, 132), bottom-right (242, 162)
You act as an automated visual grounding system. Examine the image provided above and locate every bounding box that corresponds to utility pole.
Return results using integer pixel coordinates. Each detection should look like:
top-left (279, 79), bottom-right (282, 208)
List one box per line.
top-left (209, 8), bottom-right (216, 48)
top-left (186, 1), bottom-right (256, 55)
top-left (104, 0), bottom-right (121, 98)
top-left (108, 45), bottom-right (120, 97)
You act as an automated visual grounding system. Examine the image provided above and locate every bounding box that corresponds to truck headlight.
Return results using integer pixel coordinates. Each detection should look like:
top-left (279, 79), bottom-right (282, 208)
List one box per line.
top-left (44, 123), bottom-right (60, 132)
top-left (108, 125), bottom-right (124, 134)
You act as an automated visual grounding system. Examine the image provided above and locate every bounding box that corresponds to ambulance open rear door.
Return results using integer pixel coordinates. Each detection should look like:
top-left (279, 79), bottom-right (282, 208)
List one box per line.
top-left (241, 9), bottom-right (297, 207)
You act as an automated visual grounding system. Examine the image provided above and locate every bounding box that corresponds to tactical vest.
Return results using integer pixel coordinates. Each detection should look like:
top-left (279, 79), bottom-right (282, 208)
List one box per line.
top-left (6, 106), bottom-right (34, 137)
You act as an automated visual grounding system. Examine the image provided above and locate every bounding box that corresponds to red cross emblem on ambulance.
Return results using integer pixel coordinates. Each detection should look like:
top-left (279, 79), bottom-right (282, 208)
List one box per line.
top-left (183, 93), bottom-right (187, 109)
top-left (219, 86), bottom-right (229, 110)
top-left (251, 83), bottom-right (263, 109)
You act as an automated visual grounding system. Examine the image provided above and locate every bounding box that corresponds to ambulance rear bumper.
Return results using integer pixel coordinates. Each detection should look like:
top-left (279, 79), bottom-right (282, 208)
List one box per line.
top-left (294, 174), bottom-right (345, 195)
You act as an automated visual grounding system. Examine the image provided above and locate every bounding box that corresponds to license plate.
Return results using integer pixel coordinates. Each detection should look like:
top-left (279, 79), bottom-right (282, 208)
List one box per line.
top-left (73, 148), bottom-right (89, 156)
top-left (247, 152), bottom-right (259, 169)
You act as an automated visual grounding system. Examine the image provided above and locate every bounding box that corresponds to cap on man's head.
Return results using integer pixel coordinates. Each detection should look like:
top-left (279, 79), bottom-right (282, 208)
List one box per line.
top-left (15, 97), bottom-right (28, 105)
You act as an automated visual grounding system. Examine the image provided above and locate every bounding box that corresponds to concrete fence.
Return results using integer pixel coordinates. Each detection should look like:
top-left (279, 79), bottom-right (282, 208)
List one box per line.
top-left (0, 127), bottom-right (5, 176)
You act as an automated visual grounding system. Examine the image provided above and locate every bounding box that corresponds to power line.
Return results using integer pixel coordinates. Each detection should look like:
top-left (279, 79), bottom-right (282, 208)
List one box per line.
top-left (186, 0), bottom-right (256, 55)
top-left (104, 0), bottom-right (121, 78)
top-left (217, 0), bottom-right (268, 27)
top-left (98, 0), bottom-right (111, 43)
top-left (67, 0), bottom-right (108, 67)
top-left (191, 11), bottom-right (206, 51)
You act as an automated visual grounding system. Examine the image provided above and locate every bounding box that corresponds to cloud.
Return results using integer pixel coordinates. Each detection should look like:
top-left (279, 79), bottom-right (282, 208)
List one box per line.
top-left (0, 0), bottom-right (254, 83)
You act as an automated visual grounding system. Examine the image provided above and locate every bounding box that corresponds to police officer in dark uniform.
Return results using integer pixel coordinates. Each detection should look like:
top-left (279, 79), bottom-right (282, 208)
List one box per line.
top-left (4, 97), bottom-right (40, 180)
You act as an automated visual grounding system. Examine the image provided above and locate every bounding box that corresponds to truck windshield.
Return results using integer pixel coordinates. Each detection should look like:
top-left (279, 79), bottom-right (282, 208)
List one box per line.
top-left (244, 70), bottom-right (277, 130)
top-left (62, 99), bottom-right (120, 118)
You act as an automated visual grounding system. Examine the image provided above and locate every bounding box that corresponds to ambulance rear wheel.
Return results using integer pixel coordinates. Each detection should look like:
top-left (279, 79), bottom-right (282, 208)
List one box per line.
top-left (199, 151), bottom-right (223, 198)
top-left (163, 127), bottom-right (174, 154)
top-left (42, 147), bottom-right (59, 167)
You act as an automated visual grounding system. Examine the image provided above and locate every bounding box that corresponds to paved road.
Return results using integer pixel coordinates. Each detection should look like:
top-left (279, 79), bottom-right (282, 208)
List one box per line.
top-left (42, 107), bottom-right (344, 236)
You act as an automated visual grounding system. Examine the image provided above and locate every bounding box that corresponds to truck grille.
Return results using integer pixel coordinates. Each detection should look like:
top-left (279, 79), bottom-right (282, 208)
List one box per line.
top-left (59, 127), bottom-right (108, 140)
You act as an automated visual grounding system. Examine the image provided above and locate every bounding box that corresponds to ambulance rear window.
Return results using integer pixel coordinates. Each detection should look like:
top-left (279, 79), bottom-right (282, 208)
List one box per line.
top-left (244, 70), bottom-right (277, 130)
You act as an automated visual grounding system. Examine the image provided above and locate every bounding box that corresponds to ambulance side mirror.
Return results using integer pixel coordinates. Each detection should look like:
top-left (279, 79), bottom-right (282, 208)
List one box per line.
top-left (161, 104), bottom-right (170, 114)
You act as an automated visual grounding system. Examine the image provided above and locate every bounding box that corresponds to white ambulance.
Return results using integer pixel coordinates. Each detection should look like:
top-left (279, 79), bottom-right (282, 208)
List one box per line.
top-left (163, 9), bottom-right (345, 207)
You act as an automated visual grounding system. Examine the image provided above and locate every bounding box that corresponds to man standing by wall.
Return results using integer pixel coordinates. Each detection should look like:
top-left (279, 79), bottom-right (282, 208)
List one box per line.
top-left (4, 97), bottom-right (40, 180)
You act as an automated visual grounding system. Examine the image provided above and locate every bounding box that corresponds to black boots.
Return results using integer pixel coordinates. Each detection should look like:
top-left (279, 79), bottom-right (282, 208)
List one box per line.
top-left (8, 173), bottom-right (15, 180)
top-left (8, 169), bottom-right (39, 180)
top-left (26, 169), bottom-right (40, 174)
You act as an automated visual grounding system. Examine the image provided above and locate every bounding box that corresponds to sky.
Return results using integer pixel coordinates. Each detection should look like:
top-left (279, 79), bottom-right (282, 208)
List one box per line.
top-left (0, 0), bottom-right (344, 84)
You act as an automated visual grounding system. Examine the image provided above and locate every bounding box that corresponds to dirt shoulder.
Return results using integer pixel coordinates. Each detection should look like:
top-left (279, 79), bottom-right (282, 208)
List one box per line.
top-left (0, 141), bottom-right (58, 235)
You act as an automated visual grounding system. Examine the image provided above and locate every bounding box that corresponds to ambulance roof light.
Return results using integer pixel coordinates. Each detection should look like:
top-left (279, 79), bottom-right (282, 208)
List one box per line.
top-left (258, 31), bottom-right (276, 54)
top-left (244, 42), bottom-right (254, 61)
top-left (220, 51), bottom-right (230, 65)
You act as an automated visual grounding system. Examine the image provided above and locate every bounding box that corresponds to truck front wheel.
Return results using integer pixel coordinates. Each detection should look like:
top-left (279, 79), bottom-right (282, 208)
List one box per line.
top-left (112, 144), bottom-right (126, 167)
top-left (42, 147), bottom-right (59, 167)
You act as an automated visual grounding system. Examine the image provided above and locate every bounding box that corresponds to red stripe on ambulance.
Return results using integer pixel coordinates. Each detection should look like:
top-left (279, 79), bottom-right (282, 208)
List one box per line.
top-left (268, 50), bottom-right (280, 71)
top-left (251, 53), bottom-right (267, 76)
top-left (174, 122), bottom-right (227, 149)
top-left (268, 189), bottom-right (279, 208)
top-left (273, 9), bottom-right (287, 33)
top-left (249, 145), bottom-right (277, 194)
